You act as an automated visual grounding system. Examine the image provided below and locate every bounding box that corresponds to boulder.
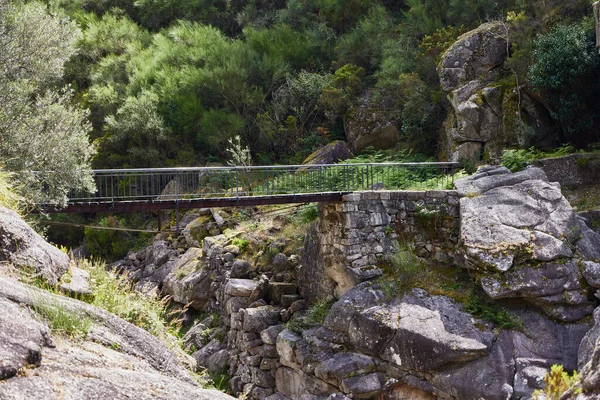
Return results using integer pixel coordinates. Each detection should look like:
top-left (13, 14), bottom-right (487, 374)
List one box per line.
top-left (0, 297), bottom-right (52, 380)
top-left (343, 90), bottom-right (400, 154)
top-left (162, 247), bottom-right (212, 310)
top-left (182, 215), bottom-right (212, 247)
top-left (302, 141), bottom-right (353, 165)
top-left (225, 279), bottom-right (259, 297)
top-left (0, 276), bottom-right (236, 400)
top-left (438, 22), bottom-right (558, 162)
top-left (193, 339), bottom-right (229, 373)
top-left (455, 166), bottom-right (600, 321)
top-left (182, 322), bottom-right (211, 352)
top-left (242, 306), bottom-right (282, 333)
top-left (59, 266), bottom-right (92, 297)
top-left (0, 206), bottom-right (69, 285)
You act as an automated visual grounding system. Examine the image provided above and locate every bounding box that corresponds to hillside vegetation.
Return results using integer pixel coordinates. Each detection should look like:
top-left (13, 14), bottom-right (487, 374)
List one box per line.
top-left (0, 0), bottom-right (599, 207)
top-left (31, 0), bottom-right (600, 167)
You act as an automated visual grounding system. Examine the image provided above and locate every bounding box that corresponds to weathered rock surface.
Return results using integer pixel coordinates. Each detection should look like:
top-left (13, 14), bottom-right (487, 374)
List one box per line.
top-left (0, 206), bottom-right (69, 285)
top-left (455, 166), bottom-right (600, 321)
top-left (438, 22), bottom-right (558, 162)
top-left (576, 307), bottom-right (600, 397)
top-left (343, 90), bottom-right (400, 154)
top-left (271, 283), bottom-right (589, 400)
top-left (59, 266), bottom-right (92, 297)
top-left (0, 276), bottom-right (234, 400)
top-left (302, 141), bottom-right (353, 165)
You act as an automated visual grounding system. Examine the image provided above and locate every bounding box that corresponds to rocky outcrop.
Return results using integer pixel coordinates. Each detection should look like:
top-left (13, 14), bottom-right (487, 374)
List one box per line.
top-left (438, 22), bottom-right (558, 162)
top-left (343, 90), bottom-right (400, 154)
top-left (302, 141), bottom-right (353, 165)
top-left (270, 284), bottom-right (589, 400)
top-left (576, 307), bottom-right (600, 397)
top-left (455, 166), bottom-right (600, 321)
top-left (0, 276), bottom-right (234, 400)
top-left (0, 206), bottom-right (69, 285)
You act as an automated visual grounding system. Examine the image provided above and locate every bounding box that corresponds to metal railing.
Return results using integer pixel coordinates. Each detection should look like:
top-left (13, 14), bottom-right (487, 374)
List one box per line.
top-left (66, 162), bottom-right (458, 204)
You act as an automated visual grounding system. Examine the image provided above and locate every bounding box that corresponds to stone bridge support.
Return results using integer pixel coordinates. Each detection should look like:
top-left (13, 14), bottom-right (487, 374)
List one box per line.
top-left (298, 190), bottom-right (460, 300)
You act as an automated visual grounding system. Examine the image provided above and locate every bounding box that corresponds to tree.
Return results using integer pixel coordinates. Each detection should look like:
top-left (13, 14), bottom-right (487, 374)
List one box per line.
top-left (528, 21), bottom-right (600, 145)
top-left (0, 0), bottom-right (96, 207)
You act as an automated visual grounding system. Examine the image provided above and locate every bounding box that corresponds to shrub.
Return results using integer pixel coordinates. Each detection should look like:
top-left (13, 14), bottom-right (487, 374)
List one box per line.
top-left (81, 258), bottom-right (179, 340)
top-left (533, 364), bottom-right (581, 400)
top-left (0, 168), bottom-right (25, 213)
top-left (528, 21), bottom-right (600, 145)
top-left (297, 204), bottom-right (319, 224)
top-left (463, 288), bottom-right (522, 330)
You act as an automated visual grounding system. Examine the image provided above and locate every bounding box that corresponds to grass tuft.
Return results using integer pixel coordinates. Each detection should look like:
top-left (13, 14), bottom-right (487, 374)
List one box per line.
top-left (31, 299), bottom-right (91, 337)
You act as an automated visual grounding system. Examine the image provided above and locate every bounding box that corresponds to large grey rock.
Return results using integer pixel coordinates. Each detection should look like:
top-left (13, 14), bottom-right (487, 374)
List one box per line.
top-left (0, 276), bottom-right (234, 400)
top-left (374, 302), bottom-right (488, 371)
top-left (0, 206), bottom-right (69, 285)
top-left (162, 247), bottom-right (212, 310)
top-left (59, 266), bottom-right (92, 297)
top-left (193, 339), bottom-right (229, 373)
top-left (577, 308), bottom-right (600, 396)
top-left (455, 166), bottom-right (600, 321)
top-left (276, 367), bottom-right (337, 399)
top-left (302, 141), bottom-right (353, 165)
top-left (242, 306), bottom-right (282, 333)
top-left (225, 279), bottom-right (259, 297)
top-left (0, 297), bottom-right (52, 380)
top-left (343, 90), bottom-right (400, 154)
top-left (0, 276), bottom-right (194, 382)
top-left (438, 22), bottom-right (558, 161)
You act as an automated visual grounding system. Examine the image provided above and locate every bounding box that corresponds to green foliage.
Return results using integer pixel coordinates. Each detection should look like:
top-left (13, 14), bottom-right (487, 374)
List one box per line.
top-left (528, 20), bottom-right (600, 145)
top-left (0, 168), bottom-right (25, 213)
top-left (0, 0), bottom-right (95, 207)
top-left (320, 64), bottom-right (365, 122)
top-left (231, 238), bottom-right (249, 253)
top-left (501, 144), bottom-right (576, 172)
top-left (286, 298), bottom-right (335, 334)
top-left (463, 287), bottom-right (523, 330)
top-left (306, 298), bottom-right (335, 324)
top-left (83, 216), bottom-right (150, 261)
top-left (334, 5), bottom-right (394, 72)
top-left (533, 365), bottom-right (581, 400)
top-left (382, 243), bottom-right (425, 295)
top-left (298, 204), bottom-right (319, 224)
top-left (32, 298), bottom-right (92, 337)
top-left (82, 258), bottom-right (180, 340)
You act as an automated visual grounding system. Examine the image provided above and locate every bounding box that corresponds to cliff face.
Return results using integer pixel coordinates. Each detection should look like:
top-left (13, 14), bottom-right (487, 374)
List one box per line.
top-left (0, 208), bottom-right (234, 400)
top-left (437, 22), bottom-right (560, 162)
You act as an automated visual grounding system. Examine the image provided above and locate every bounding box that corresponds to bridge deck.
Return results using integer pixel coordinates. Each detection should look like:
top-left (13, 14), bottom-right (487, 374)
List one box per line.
top-left (39, 162), bottom-right (459, 213)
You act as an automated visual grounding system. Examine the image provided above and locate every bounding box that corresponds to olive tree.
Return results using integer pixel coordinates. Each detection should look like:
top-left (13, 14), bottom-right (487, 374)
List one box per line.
top-left (0, 0), bottom-right (95, 207)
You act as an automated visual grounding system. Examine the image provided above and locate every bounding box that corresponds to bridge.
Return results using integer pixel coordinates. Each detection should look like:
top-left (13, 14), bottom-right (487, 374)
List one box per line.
top-left (41, 162), bottom-right (458, 215)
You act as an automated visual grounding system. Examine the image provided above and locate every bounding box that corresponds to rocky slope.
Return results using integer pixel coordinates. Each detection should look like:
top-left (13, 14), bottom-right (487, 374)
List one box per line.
top-left (0, 206), bottom-right (234, 400)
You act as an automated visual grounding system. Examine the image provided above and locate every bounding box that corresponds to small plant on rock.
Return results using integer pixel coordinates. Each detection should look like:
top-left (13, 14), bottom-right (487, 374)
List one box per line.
top-left (533, 364), bottom-right (581, 400)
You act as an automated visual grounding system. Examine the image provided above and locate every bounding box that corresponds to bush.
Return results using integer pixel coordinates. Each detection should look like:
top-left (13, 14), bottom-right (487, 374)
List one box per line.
top-left (533, 364), bottom-right (581, 400)
top-left (0, 168), bottom-right (25, 213)
top-left (528, 21), bottom-right (600, 145)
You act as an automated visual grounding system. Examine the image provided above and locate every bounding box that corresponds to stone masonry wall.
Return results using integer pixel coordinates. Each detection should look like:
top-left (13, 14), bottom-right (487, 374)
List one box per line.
top-left (299, 190), bottom-right (460, 300)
